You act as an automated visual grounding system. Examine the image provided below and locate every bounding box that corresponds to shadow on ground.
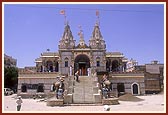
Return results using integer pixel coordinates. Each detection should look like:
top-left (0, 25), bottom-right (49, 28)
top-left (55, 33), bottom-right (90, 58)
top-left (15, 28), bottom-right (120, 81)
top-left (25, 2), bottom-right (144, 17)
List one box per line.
top-left (118, 93), bottom-right (144, 102)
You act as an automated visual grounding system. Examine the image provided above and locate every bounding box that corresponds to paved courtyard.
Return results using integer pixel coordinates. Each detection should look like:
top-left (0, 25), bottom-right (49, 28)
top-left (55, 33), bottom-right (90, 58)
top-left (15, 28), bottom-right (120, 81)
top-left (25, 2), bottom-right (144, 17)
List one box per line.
top-left (3, 93), bottom-right (165, 113)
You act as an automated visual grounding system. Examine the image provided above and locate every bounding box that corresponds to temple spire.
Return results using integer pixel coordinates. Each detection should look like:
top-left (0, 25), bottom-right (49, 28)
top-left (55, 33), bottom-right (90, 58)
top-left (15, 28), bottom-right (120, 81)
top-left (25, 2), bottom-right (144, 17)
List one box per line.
top-left (89, 12), bottom-right (106, 49)
top-left (78, 25), bottom-right (85, 47)
top-left (59, 23), bottom-right (75, 49)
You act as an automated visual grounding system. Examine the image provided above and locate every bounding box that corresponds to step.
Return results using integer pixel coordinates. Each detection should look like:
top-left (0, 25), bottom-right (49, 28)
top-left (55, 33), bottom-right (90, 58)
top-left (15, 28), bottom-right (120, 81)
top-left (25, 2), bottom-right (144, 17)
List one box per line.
top-left (64, 103), bottom-right (103, 106)
top-left (46, 97), bottom-right (64, 106)
top-left (72, 76), bottom-right (100, 104)
top-left (85, 94), bottom-right (94, 101)
top-left (78, 76), bottom-right (93, 80)
top-left (93, 94), bottom-right (102, 103)
top-left (73, 88), bottom-right (84, 93)
top-left (84, 88), bottom-right (93, 93)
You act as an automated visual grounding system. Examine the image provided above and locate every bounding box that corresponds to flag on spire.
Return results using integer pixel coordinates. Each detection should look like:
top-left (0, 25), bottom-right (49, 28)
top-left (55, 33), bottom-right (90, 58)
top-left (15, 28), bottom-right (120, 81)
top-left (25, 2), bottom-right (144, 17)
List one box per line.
top-left (60, 10), bottom-right (65, 15)
top-left (60, 10), bottom-right (67, 25)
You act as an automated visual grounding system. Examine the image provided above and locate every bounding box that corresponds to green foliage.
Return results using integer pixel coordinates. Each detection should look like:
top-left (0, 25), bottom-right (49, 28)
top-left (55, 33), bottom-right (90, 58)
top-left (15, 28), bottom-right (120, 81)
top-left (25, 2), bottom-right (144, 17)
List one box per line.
top-left (4, 67), bottom-right (18, 89)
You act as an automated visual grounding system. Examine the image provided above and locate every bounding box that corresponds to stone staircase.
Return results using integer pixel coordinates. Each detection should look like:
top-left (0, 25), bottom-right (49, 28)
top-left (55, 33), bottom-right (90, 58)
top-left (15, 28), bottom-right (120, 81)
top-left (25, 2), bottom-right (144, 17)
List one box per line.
top-left (72, 76), bottom-right (101, 104)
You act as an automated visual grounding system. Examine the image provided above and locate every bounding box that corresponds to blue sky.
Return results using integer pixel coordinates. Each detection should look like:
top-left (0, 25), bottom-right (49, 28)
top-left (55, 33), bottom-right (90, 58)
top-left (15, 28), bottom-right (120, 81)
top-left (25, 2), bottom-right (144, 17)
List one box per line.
top-left (4, 3), bottom-right (164, 68)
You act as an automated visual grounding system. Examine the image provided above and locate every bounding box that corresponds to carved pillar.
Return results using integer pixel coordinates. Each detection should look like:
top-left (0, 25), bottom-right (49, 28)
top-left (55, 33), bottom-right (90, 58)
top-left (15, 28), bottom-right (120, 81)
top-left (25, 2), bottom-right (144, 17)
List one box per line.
top-left (58, 58), bottom-right (62, 74)
top-left (53, 65), bottom-right (55, 72)
top-left (42, 66), bottom-right (45, 72)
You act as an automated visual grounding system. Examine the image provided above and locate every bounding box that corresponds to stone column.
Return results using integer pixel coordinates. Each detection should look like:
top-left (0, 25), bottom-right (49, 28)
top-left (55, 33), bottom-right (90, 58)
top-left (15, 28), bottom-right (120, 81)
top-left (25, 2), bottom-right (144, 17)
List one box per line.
top-left (58, 59), bottom-right (62, 74)
top-left (109, 66), bottom-right (110, 72)
top-left (53, 65), bottom-right (55, 72)
top-left (42, 66), bottom-right (45, 72)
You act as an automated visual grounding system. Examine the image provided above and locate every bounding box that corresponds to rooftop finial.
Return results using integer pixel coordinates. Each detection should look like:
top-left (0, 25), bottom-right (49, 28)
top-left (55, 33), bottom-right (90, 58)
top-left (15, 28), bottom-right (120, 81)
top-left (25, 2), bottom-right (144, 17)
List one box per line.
top-left (96, 10), bottom-right (100, 26)
top-left (78, 25), bottom-right (85, 47)
top-left (78, 25), bottom-right (84, 39)
top-left (66, 20), bottom-right (69, 26)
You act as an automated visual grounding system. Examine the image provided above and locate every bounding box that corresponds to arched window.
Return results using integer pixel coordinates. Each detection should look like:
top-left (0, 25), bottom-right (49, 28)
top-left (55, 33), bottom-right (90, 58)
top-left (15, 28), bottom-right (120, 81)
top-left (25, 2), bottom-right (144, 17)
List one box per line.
top-left (64, 57), bottom-right (69, 67)
top-left (46, 60), bottom-right (53, 72)
top-left (96, 57), bottom-right (100, 67)
top-left (21, 84), bottom-right (27, 92)
top-left (112, 60), bottom-right (119, 72)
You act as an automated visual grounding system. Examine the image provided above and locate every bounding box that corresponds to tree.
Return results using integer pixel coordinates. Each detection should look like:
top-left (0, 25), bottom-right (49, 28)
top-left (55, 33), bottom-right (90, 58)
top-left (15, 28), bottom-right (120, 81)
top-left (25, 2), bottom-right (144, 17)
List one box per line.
top-left (4, 67), bottom-right (18, 92)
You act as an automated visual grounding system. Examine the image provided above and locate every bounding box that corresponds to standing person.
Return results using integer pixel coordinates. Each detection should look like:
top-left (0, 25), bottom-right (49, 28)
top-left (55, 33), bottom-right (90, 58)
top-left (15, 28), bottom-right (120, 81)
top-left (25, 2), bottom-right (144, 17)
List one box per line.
top-left (16, 96), bottom-right (23, 111)
top-left (59, 78), bottom-right (65, 92)
top-left (55, 81), bottom-right (60, 99)
top-left (50, 83), bottom-right (56, 92)
top-left (75, 70), bottom-right (79, 82)
top-left (92, 69), bottom-right (97, 77)
top-left (87, 68), bottom-right (91, 77)
top-left (69, 65), bottom-right (73, 76)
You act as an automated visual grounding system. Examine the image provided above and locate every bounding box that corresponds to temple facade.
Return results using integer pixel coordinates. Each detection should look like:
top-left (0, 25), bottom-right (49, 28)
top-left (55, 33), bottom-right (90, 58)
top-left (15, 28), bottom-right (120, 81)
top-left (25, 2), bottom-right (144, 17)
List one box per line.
top-left (17, 22), bottom-right (163, 101)
top-left (35, 23), bottom-right (134, 76)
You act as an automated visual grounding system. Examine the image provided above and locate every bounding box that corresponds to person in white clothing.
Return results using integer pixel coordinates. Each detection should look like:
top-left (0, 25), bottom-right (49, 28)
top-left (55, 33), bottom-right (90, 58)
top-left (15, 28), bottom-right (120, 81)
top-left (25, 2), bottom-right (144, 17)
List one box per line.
top-left (75, 70), bottom-right (79, 82)
top-left (16, 96), bottom-right (23, 111)
top-left (69, 65), bottom-right (73, 76)
top-left (87, 68), bottom-right (91, 77)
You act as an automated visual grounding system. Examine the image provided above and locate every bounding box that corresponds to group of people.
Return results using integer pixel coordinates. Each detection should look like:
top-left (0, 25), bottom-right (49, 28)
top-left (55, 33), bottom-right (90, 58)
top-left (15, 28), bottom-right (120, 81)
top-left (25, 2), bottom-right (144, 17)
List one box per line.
top-left (51, 77), bottom-right (65, 99)
top-left (101, 74), bottom-right (111, 99)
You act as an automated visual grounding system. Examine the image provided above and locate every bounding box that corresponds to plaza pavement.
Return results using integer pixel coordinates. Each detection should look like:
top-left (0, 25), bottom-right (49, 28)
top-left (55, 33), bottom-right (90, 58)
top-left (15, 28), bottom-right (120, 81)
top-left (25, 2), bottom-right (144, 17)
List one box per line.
top-left (3, 93), bottom-right (165, 113)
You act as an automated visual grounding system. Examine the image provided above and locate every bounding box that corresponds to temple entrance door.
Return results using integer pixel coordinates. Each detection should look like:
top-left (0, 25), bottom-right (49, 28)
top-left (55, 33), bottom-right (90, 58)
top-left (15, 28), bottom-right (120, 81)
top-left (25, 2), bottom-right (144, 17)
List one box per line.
top-left (132, 83), bottom-right (138, 95)
top-left (78, 62), bottom-right (87, 76)
top-left (74, 54), bottom-right (90, 76)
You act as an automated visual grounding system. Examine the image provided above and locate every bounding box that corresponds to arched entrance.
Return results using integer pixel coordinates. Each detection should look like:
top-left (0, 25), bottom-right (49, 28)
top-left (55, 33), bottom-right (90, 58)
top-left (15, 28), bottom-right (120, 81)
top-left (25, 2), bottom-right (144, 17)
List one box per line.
top-left (112, 60), bottom-right (119, 72)
top-left (46, 60), bottom-right (53, 72)
top-left (74, 54), bottom-right (90, 76)
top-left (131, 83), bottom-right (139, 95)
